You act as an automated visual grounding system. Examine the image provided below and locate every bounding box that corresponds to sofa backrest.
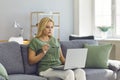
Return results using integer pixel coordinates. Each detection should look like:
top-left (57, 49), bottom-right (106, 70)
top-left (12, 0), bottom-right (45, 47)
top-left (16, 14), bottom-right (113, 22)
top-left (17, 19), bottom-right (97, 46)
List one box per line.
top-left (0, 40), bottom-right (98, 75)
top-left (0, 42), bottom-right (24, 74)
top-left (60, 40), bottom-right (98, 58)
top-left (19, 39), bottom-right (98, 75)
top-left (20, 45), bottom-right (37, 74)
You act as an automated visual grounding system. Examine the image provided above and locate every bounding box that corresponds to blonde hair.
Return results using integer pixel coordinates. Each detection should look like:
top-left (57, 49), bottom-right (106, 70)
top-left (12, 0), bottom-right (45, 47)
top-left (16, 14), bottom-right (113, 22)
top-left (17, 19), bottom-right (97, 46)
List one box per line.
top-left (35, 17), bottom-right (54, 38)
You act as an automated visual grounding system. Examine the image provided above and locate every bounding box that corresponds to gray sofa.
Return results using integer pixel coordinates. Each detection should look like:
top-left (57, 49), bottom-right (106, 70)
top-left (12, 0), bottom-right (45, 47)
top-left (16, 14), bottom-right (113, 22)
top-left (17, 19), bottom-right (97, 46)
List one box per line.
top-left (0, 40), bottom-right (120, 80)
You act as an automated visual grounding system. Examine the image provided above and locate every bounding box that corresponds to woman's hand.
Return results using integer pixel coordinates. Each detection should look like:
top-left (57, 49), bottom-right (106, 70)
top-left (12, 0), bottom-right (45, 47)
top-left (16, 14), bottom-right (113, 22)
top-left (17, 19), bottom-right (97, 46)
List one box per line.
top-left (59, 48), bottom-right (65, 64)
top-left (28, 44), bottom-right (50, 64)
top-left (42, 43), bottom-right (50, 54)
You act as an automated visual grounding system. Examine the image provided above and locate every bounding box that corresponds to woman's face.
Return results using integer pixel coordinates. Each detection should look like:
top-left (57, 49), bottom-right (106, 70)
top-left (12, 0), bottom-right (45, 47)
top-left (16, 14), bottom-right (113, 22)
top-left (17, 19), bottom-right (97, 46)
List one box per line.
top-left (43, 21), bottom-right (54, 36)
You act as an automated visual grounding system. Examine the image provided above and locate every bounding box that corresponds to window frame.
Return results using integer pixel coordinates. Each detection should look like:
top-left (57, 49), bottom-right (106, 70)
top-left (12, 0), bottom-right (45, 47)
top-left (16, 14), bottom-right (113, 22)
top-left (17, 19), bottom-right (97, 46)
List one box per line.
top-left (94, 0), bottom-right (120, 38)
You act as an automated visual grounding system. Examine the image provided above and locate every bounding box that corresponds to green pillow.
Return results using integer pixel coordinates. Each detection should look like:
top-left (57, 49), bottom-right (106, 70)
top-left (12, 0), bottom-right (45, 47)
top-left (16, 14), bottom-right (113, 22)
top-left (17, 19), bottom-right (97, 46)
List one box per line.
top-left (0, 63), bottom-right (8, 80)
top-left (84, 44), bottom-right (112, 68)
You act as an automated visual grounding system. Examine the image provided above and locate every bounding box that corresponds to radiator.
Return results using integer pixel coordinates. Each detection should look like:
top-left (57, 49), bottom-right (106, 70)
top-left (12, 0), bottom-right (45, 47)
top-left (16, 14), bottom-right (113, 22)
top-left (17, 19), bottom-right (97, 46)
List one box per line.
top-left (98, 39), bottom-right (120, 60)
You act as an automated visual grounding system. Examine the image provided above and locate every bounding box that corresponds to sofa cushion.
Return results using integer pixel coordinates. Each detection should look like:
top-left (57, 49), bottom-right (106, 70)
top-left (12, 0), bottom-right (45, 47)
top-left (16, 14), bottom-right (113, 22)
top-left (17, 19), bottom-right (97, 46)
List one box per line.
top-left (60, 40), bottom-right (98, 57)
top-left (117, 70), bottom-right (120, 80)
top-left (21, 45), bottom-right (37, 74)
top-left (9, 74), bottom-right (47, 80)
top-left (0, 63), bottom-right (8, 80)
top-left (0, 42), bottom-right (24, 74)
top-left (84, 69), bottom-right (116, 80)
top-left (84, 44), bottom-right (112, 68)
top-left (48, 77), bottom-right (61, 80)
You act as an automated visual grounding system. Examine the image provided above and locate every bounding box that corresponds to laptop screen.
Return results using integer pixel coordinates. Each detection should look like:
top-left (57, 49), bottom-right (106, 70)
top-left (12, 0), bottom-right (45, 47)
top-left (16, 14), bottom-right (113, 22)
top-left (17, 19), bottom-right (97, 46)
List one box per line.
top-left (64, 48), bottom-right (88, 70)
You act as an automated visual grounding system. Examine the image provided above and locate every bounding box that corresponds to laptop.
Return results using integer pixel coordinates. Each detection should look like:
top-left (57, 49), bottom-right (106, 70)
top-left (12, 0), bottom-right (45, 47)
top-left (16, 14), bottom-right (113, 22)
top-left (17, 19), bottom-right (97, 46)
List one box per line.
top-left (52, 48), bottom-right (88, 70)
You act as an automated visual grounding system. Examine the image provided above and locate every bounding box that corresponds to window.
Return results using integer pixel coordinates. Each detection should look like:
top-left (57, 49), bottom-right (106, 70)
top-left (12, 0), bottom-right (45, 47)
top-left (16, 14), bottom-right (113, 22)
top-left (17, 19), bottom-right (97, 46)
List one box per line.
top-left (94, 0), bottom-right (120, 38)
top-left (116, 0), bottom-right (120, 36)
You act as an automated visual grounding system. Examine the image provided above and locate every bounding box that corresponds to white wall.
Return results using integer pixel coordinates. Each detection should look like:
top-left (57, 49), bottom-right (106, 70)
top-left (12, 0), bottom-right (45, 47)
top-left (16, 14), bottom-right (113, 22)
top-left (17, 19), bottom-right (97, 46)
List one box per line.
top-left (0, 0), bottom-right (73, 41)
top-left (74, 0), bottom-right (94, 36)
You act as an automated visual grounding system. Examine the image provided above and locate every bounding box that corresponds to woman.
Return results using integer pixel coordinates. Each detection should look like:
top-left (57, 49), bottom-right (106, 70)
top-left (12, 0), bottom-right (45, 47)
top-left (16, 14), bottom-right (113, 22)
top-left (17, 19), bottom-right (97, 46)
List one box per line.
top-left (28, 17), bottom-right (86, 80)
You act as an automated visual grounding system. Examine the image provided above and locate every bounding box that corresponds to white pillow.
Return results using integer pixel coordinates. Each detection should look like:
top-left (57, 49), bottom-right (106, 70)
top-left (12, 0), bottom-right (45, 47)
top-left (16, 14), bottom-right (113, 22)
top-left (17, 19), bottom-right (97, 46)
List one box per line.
top-left (8, 36), bottom-right (23, 44)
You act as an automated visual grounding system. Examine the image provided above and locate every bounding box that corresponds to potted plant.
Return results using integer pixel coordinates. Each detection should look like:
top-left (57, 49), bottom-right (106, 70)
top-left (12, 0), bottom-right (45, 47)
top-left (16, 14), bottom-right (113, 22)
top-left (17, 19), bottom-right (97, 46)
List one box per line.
top-left (97, 26), bottom-right (112, 39)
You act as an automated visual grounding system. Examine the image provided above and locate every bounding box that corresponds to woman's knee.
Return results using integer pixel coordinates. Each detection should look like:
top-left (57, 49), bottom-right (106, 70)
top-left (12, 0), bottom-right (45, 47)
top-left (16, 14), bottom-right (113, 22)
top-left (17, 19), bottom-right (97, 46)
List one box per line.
top-left (74, 69), bottom-right (86, 77)
top-left (65, 70), bottom-right (74, 80)
top-left (74, 69), bottom-right (86, 80)
top-left (65, 70), bottom-right (74, 76)
top-left (75, 69), bottom-right (86, 75)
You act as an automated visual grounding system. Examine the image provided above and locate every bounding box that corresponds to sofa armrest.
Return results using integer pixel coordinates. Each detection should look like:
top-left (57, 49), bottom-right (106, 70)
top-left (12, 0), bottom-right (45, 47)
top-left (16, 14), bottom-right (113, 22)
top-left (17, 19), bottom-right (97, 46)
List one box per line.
top-left (108, 59), bottom-right (120, 72)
